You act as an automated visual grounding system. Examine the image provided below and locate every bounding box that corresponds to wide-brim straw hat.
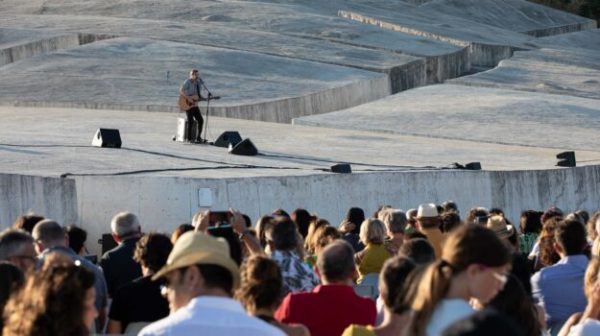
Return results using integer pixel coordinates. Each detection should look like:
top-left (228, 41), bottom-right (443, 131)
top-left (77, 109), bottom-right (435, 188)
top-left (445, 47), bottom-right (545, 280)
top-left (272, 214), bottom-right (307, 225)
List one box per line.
top-left (486, 215), bottom-right (514, 239)
top-left (152, 231), bottom-right (240, 288)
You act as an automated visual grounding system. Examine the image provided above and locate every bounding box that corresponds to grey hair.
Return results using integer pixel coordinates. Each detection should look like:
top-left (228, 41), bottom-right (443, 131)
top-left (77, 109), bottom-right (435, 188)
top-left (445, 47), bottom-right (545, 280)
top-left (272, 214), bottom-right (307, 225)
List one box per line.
top-left (0, 228), bottom-right (34, 260)
top-left (380, 209), bottom-right (407, 234)
top-left (111, 212), bottom-right (141, 238)
top-left (359, 218), bottom-right (387, 245)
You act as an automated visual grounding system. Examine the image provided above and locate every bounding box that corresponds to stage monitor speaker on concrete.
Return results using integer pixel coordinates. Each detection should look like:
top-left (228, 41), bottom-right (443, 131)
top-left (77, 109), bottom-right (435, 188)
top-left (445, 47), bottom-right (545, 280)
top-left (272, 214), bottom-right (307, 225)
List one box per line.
top-left (556, 151), bottom-right (576, 167)
top-left (229, 138), bottom-right (258, 156)
top-left (214, 131), bottom-right (242, 148)
top-left (331, 163), bottom-right (352, 174)
top-left (91, 128), bottom-right (122, 148)
top-left (465, 162), bottom-right (482, 170)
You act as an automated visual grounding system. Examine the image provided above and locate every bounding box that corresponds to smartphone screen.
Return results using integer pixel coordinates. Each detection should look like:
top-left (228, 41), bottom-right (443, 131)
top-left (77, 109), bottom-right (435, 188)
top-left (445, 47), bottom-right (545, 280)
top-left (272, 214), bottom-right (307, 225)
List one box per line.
top-left (209, 211), bottom-right (232, 226)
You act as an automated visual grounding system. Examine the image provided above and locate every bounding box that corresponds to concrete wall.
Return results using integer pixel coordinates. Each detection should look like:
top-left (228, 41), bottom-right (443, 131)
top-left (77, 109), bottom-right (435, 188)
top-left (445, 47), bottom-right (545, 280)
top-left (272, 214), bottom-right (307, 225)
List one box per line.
top-left (0, 174), bottom-right (78, 228)
top-left (524, 21), bottom-right (598, 38)
top-left (4, 165), bottom-right (600, 255)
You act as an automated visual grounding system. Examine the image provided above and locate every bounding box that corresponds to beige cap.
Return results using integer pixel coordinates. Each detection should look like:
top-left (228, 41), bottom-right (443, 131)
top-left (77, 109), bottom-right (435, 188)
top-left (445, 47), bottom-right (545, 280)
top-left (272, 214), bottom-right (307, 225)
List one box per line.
top-left (486, 215), bottom-right (514, 239)
top-left (417, 203), bottom-right (439, 219)
top-left (152, 231), bottom-right (240, 288)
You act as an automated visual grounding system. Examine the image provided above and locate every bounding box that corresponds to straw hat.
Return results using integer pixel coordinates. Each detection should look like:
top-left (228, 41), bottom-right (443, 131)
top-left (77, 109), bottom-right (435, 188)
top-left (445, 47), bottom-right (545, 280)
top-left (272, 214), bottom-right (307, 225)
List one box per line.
top-left (152, 231), bottom-right (240, 288)
top-left (486, 215), bottom-right (514, 239)
top-left (417, 203), bottom-right (439, 219)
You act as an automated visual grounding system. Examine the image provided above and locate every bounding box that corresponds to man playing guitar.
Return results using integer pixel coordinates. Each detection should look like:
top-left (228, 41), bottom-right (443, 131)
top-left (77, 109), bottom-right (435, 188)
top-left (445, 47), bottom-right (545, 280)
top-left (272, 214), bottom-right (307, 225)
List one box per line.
top-left (179, 69), bottom-right (205, 143)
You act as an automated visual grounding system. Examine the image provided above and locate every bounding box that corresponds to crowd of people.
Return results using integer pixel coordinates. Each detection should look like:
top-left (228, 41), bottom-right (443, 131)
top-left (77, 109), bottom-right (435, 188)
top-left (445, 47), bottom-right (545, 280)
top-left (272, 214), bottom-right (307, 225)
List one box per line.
top-left (0, 202), bottom-right (599, 336)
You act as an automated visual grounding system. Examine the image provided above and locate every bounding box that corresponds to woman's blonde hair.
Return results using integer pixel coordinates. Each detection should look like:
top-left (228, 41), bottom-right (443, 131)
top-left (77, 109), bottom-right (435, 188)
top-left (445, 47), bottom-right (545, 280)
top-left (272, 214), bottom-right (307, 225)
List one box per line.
top-left (411, 224), bottom-right (510, 335)
top-left (359, 218), bottom-right (386, 245)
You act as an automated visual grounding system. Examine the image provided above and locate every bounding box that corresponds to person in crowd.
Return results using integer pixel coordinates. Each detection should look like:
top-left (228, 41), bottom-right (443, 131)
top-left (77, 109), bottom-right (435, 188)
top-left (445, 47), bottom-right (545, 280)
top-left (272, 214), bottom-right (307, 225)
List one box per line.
top-left (170, 223), bottom-right (194, 244)
top-left (256, 215), bottom-right (275, 249)
top-left (107, 233), bottom-right (173, 334)
top-left (519, 210), bottom-right (543, 256)
top-left (305, 218), bottom-right (330, 256)
top-left (380, 208), bottom-right (406, 255)
top-left (441, 201), bottom-right (459, 215)
top-left (340, 207), bottom-right (366, 252)
top-left (11, 213), bottom-right (44, 234)
top-left (272, 208), bottom-right (290, 218)
top-left (487, 274), bottom-right (544, 336)
top-left (306, 224), bottom-right (340, 268)
top-left (398, 238), bottom-right (436, 265)
top-left (486, 215), bottom-right (515, 248)
top-left (415, 203), bottom-right (444, 258)
top-left (100, 211), bottom-right (143, 297)
top-left (441, 309), bottom-right (524, 336)
top-left (292, 208), bottom-right (311, 239)
top-left (441, 212), bottom-right (462, 233)
top-left (275, 240), bottom-right (376, 336)
top-left (0, 228), bottom-right (36, 273)
top-left (533, 217), bottom-right (562, 271)
top-left (531, 219), bottom-right (589, 335)
top-left (355, 218), bottom-right (391, 283)
top-left (559, 277), bottom-right (600, 335)
top-left (405, 209), bottom-right (418, 235)
top-left (138, 232), bottom-right (284, 336)
top-left (466, 207), bottom-right (489, 226)
top-left (237, 255), bottom-right (310, 336)
top-left (2, 253), bottom-right (97, 336)
top-left (411, 224), bottom-right (511, 336)
top-left (0, 262), bottom-right (24, 332)
top-left (32, 219), bottom-right (108, 330)
top-left (266, 217), bottom-right (319, 295)
top-left (66, 225), bottom-right (88, 256)
top-left (343, 256), bottom-right (417, 336)
top-left (585, 211), bottom-right (600, 243)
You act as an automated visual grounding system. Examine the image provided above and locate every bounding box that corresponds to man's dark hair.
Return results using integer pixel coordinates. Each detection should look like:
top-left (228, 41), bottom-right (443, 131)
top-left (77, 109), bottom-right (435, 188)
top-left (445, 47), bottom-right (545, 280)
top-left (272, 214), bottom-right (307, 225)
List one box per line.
top-left (292, 208), bottom-right (311, 238)
top-left (134, 233), bottom-right (173, 273)
top-left (196, 264), bottom-right (233, 295)
top-left (555, 219), bottom-right (587, 255)
top-left (398, 238), bottom-right (435, 265)
top-left (0, 229), bottom-right (34, 260)
top-left (266, 217), bottom-right (298, 251)
top-left (317, 240), bottom-right (355, 283)
top-left (441, 201), bottom-right (459, 214)
top-left (66, 225), bottom-right (87, 254)
top-left (12, 215), bottom-right (45, 234)
top-left (441, 212), bottom-right (462, 233)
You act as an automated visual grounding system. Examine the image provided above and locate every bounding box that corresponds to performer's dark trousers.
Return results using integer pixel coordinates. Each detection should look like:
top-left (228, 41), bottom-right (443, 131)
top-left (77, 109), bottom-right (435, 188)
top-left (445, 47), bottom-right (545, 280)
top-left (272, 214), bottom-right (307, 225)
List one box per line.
top-left (185, 106), bottom-right (204, 141)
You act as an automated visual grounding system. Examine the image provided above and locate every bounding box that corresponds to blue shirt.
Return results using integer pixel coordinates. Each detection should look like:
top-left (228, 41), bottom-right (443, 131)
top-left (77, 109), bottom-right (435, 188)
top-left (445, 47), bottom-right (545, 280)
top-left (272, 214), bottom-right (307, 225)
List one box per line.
top-left (531, 254), bottom-right (588, 328)
top-left (38, 245), bottom-right (109, 311)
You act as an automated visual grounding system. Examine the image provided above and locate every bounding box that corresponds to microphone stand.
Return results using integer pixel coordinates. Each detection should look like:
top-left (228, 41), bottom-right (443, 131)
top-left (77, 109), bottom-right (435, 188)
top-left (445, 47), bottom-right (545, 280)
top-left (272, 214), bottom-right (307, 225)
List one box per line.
top-left (200, 80), bottom-right (219, 144)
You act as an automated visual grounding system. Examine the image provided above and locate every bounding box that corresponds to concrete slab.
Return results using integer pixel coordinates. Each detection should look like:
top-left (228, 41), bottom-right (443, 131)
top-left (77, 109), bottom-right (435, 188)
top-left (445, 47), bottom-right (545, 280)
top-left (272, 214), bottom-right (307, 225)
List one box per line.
top-left (536, 28), bottom-right (600, 51)
top-left (450, 48), bottom-right (600, 100)
top-left (417, 0), bottom-right (596, 37)
top-left (0, 37), bottom-right (391, 122)
top-left (294, 84), bottom-right (600, 152)
top-left (2, 106), bottom-right (600, 179)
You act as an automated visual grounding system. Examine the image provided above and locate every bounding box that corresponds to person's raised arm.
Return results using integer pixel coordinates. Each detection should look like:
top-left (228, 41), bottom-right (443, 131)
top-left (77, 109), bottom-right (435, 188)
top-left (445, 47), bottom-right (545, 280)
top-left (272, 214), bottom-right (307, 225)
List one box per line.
top-left (230, 208), bottom-right (265, 256)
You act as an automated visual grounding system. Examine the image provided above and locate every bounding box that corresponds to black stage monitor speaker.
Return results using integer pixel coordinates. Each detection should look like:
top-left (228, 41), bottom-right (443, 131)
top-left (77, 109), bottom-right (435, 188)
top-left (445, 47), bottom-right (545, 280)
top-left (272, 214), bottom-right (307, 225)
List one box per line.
top-left (331, 163), bottom-right (352, 174)
top-left (465, 162), bottom-right (482, 170)
top-left (91, 128), bottom-right (122, 148)
top-left (214, 131), bottom-right (242, 148)
top-left (556, 151), bottom-right (576, 167)
top-left (99, 233), bottom-right (118, 255)
top-left (229, 138), bottom-right (258, 156)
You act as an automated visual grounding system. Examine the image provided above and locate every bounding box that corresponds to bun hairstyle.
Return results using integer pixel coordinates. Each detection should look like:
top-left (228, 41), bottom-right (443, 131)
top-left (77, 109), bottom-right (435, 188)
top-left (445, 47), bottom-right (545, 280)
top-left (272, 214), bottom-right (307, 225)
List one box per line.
top-left (412, 224), bottom-right (510, 336)
top-left (236, 255), bottom-right (283, 314)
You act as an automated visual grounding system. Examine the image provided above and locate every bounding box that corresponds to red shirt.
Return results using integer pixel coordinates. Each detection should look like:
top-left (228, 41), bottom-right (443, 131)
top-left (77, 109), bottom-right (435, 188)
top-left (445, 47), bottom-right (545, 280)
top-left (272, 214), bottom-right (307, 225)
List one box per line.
top-left (275, 284), bottom-right (376, 336)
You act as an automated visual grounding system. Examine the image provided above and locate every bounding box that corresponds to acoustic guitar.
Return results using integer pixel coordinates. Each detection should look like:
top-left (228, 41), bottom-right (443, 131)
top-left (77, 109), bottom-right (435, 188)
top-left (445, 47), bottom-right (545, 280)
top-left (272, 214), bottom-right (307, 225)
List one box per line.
top-left (178, 94), bottom-right (203, 111)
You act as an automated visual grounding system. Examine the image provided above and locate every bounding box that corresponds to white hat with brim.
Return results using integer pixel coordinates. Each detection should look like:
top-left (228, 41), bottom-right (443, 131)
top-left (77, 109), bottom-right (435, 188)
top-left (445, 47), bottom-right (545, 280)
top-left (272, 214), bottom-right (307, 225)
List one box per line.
top-left (152, 231), bottom-right (240, 288)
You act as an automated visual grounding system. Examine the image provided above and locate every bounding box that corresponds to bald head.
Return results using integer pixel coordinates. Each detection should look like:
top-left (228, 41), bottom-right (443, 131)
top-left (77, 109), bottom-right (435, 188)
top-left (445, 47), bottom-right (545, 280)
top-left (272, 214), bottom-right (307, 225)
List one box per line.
top-left (316, 240), bottom-right (355, 284)
top-left (32, 220), bottom-right (67, 253)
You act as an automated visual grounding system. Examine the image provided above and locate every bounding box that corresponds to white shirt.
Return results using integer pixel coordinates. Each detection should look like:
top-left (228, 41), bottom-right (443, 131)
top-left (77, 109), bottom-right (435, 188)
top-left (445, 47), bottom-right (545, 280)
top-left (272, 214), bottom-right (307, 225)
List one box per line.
top-left (138, 296), bottom-right (285, 336)
top-left (426, 299), bottom-right (474, 336)
top-left (568, 318), bottom-right (600, 336)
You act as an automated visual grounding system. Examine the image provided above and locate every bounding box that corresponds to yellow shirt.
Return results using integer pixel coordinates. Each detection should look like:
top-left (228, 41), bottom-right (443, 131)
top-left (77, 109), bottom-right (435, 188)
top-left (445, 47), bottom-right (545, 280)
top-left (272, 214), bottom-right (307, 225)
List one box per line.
top-left (342, 324), bottom-right (375, 336)
top-left (421, 228), bottom-right (445, 259)
top-left (356, 243), bottom-right (390, 283)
